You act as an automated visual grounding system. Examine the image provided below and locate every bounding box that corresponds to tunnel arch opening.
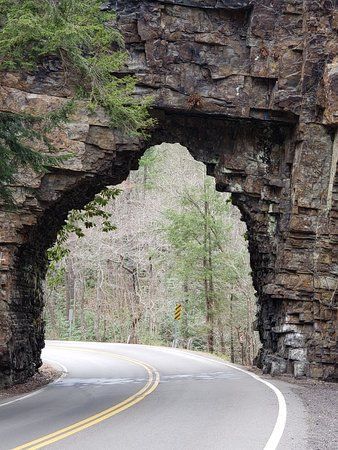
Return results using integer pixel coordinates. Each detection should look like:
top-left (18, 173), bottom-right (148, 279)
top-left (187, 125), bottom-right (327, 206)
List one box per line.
top-left (42, 142), bottom-right (261, 367)
top-left (1, 108), bottom-right (302, 386)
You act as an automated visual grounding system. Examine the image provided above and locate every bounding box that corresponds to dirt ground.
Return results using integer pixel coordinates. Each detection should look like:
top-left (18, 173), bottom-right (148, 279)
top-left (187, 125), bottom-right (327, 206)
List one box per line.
top-left (0, 363), bottom-right (62, 401)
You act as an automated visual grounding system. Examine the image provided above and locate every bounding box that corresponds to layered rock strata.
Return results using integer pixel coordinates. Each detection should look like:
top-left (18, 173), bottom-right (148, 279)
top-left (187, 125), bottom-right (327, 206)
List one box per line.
top-left (0, 0), bottom-right (337, 385)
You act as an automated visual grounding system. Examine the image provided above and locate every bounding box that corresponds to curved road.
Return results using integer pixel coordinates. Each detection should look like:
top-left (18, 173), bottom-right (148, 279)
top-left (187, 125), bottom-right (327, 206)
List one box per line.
top-left (0, 341), bottom-right (307, 450)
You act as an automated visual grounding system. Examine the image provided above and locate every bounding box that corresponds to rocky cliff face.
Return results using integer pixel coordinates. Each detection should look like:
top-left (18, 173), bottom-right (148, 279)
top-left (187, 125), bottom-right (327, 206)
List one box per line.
top-left (0, 0), bottom-right (337, 386)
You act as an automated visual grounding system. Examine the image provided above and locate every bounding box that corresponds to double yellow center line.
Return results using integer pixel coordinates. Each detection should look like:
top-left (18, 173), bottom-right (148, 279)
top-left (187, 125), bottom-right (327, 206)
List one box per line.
top-left (13, 347), bottom-right (160, 449)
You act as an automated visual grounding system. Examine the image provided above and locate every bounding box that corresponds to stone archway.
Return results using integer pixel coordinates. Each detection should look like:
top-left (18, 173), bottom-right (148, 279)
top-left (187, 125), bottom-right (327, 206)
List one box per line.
top-left (0, 0), bottom-right (337, 385)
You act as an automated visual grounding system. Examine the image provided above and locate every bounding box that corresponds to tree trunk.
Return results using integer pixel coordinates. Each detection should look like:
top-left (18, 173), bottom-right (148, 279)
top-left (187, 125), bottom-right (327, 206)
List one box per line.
top-left (65, 258), bottom-right (75, 338)
top-left (218, 318), bottom-right (226, 354)
top-left (65, 259), bottom-right (75, 323)
top-left (245, 296), bottom-right (252, 364)
top-left (230, 295), bottom-right (235, 363)
top-left (45, 292), bottom-right (58, 339)
top-left (207, 210), bottom-right (215, 353)
top-left (204, 190), bottom-right (214, 353)
top-left (94, 267), bottom-right (103, 341)
top-left (77, 275), bottom-right (85, 340)
top-left (121, 259), bottom-right (142, 344)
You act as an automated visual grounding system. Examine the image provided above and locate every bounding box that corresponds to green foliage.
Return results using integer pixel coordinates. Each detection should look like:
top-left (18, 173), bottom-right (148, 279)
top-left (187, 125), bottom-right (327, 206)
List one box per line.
top-left (0, 103), bottom-right (73, 206)
top-left (164, 179), bottom-right (234, 282)
top-left (48, 187), bottom-right (121, 266)
top-left (46, 187), bottom-right (120, 317)
top-left (0, 0), bottom-right (154, 205)
top-left (138, 147), bottom-right (165, 190)
top-left (162, 178), bottom-right (239, 345)
top-left (0, 0), bottom-right (153, 135)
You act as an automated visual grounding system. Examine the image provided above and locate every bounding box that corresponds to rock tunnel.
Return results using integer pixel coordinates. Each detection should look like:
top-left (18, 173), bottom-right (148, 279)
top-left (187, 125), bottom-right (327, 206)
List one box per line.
top-left (0, 0), bottom-right (337, 386)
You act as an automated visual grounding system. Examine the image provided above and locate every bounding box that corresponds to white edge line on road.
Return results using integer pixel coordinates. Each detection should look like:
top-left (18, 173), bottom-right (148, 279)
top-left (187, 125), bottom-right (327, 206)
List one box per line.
top-left (0, 358), bottom-right (68, 409)
top-left (1, 342), bottom-right (286, 450)
top-left (157, 348), bottom-right (287, 450)
top-left (47, 342), bottom-right (286, 449)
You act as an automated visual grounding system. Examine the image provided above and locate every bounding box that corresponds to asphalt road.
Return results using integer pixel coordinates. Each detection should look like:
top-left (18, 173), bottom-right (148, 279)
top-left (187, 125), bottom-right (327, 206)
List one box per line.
top-left (0, 341), bottom-right (308, 450)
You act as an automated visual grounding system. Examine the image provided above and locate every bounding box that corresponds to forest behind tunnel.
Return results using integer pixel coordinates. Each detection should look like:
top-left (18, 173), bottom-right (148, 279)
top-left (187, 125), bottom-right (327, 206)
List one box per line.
top-left (45, 143), bottom-right (260, 365)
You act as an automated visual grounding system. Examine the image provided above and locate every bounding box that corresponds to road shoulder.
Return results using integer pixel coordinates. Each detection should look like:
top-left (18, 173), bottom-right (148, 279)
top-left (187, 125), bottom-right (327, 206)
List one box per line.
top-left (0, 362), bottom-right (62, 405)
top-left (245, 365), bottom-right (337, 450)
top-left (282, 378), bottom-right (337, 450)
top-left (182, 350), bottom-right (337, 449)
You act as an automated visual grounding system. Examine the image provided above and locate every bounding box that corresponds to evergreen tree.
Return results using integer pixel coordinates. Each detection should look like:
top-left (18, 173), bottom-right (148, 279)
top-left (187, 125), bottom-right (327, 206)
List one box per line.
top-left (0, 0), bottom-right (153, 204)
top-left (0, 106), bottom-right (72, 205)
top-left (164, 177), bottom-right (238, 353)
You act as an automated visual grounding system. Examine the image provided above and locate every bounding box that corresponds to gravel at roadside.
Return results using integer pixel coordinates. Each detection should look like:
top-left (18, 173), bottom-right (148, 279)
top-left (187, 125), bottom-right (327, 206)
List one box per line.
top-left (287, 379), bottom-right (338, 450)
top-left (0, 363), bottom-right (62, 402)
top-left (198, 353), bottom-right (337, 450)
top-left (247, 366), bottom-right (337, 450)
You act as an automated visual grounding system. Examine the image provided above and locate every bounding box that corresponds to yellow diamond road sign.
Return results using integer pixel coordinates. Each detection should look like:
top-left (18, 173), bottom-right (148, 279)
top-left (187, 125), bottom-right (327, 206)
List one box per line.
top-left (174, 303), bottom-right (182, 321)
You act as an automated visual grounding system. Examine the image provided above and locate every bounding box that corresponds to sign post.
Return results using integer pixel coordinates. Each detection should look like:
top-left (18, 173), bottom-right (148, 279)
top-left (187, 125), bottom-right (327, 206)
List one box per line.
top-left (68, 308), bottom-right (74, 338)
top-left (172, 304), bottom-right (182, 348)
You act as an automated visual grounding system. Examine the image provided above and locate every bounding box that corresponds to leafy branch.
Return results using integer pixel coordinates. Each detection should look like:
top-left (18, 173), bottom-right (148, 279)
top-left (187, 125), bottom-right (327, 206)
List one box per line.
top-left (47, 187), bottom-right (121, 267)
top-left (0, 0), bottom-right (154, 206)
top-left (0, 102), bottom-right (74, 206)
top-left (0, 0), bottom-right (153, 136)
